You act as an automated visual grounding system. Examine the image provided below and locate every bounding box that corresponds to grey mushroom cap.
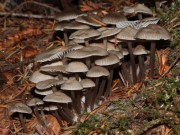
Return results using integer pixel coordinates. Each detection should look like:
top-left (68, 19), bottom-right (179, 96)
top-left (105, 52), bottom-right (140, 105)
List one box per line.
top-left (56, 10), bottom-right (85, 22)
top-left (35, 89), bottom-right (53, 96)
top-left (64, 21), bottom-right (90, 30)
top-left (65, 62), bottom-right (88, 73)
top-left (102, 13), bottom-right (127, 25)
top-left (133, 45), bottom-right (148, 55)
top-left (96, 28), bottom-right (121, 39)
top-left (75, 15), bottom-right (102, 27)
top-left (80, 78), bottom-right (95, 88)
top-left (36, 79), bottom-right (65, 90)
top-left (40, 65), bottom-right (67, 74)
top-left (54, 22), bottom-right (69, 31)
top-left (27, 98), bottom-right (44, 106)
top-left (43, 91), bottom-right (72, 103)
top-left (9, 102), bottom-right (32, 114)
top-left (61, 78), bottom-right (83, 91)
top-left (44, 105), bottom-right (58, 111)
top-left (108, 50), bottom-right (124, 59)
top-left (86, 66), bottom-right (110, 77)
top-left (117, 26), bottom-right (138, 41)
top-left (69, 29), bottom-right (101, 40)
top-left (135, 24), bottom-right (171, 40)
top-left (95, 54), bottom-right (120, 66)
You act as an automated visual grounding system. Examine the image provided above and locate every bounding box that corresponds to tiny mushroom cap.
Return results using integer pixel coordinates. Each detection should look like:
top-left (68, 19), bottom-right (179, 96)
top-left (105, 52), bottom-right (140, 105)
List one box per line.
top-left (90, 42), bottom-right (120, 51)
top-left (117, 26), bottom-right (138, 41)
top-left (27, 98), bottom-right (44, 106)
top-left (69, 29), bottom-right (101, 40)
top-left (35, 89), bottom-right (53, 96)
top-left (86, 66), bottom-right (110, 77)
top-left (54, 22), bottom-right (68, 31)
top-left (75, 15), bottom-right (102, 27)
top-left (69, 38), bottom-right (85, 44)
top-left (36, 79), bottom-right (65, 90)
top-left (61, 78), bottom-right (83, 91)
top-left (56, 10), bottom-right (85, 22)
top-left (9, 102), bottom-right (32, 114)
top-left (122, 48), bottom-right (129, 56)
top-left (80, 78), bottom-right (95, 88)
top-left (29, 70), bottom-right (55, 83)
top-left (95, 54), bottom-right (120, 66)
top-left (43, 91), bottom-right (72, 103)
top-left (65, 62), bottom-right (88, 73)
top-left (133, 45), bottom-right (148, 55)
top-left (102, 13), bottom-right (127, 25)
top-left (64, 21), bottom-right (90, 30)
top-left (134, 24), bottom-right (171, 40)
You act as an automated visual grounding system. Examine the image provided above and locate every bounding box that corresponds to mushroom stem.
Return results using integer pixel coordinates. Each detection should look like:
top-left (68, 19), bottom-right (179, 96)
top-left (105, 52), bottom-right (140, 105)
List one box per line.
top-left (75, 91), bottom-right (82, 114)
top-left (103, 38), bottom-right (108, 50)
top-left (90, 78), bottom-right (99, 110)
top-left (85, 40), bottom-right (89, 46)
top-left (121, 62), bottom-right (133, 85)
top-left (94, 77), bottom-right (106, 105)
top-left (63, 32), bottom-right (69, 45)
top-left (39, 108), bottom-right (47, 128)
top-left (70, 91), bottom-right (80, 114)
top-left (86, 57), bottom-right (91, 68)
top-left (52, 110), bottom-right (64, 127)
top-left (34, 106), bottom-right (45, 127)
top-left (58, 73), bottom-right (63, 80)
top-left (138, 55), bottom-right (145, 79)
top-left (127, 42), bottom-right (137, 84)
top-left (85, 88), bottom-right (92, 111)
top-left (104, 69), bottom-right (113, 98)
top-left (61, 104), bottom-right (75, 119)
top-left (19, 113), bottom-right (27, 133)
top-left (58, 106), bottom-right (73, 124)
top-left (137, 13), bottom-right (143, 20)
top-left (149, 41), bottom-right (156, 78)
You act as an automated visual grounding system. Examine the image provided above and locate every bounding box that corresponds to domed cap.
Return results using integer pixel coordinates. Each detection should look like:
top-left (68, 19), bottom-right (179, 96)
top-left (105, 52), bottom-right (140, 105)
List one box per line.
top-left (135, 24), bottom-right (171, 40)
top-left (97, 28), bottom-right (121, 39)
top-left (102, 13), bottom-right (127, 25)
top-left (108, 50), bottom-right (124, 59)
top-left (29, 70), bottom-right (55, 83)
top-left (27, 98), bottom-right (44, 106)
top-left (117, 26), bottom-right (138, 41)
top-left (54, 22), bottom-right (69, 31)
top-left (65, 62), bottom-right (88, 73)
top-left (36, 79), bottom-right (64, 90)
top-left (86, 66), bottom-right (110, 77)
top-left (35, 89), bottom-right (53, 96)
top-left (75, 15), bottom-right (101, 27)
top-left (133, 45), bottom-right (148, 55)
top-left (80, 78), bottom-right (95, 88)
top-left (95, 54), bottom-right (120, 66)
top-left (44, 105), bottom-right (58, 111)
top-left (9, 102), bottom-right (32, 114)
top-left (56, 10), bottom-right (85, 22)
top-left (61, 78), bottom-right (83, 90)
top-left (69, 29), bottom-right (101, 40)
top-left (64, 21), bottom-right (90, 30)
top-left (90, 42), bottom-right (120, 51)
top-left (43, 91), bottom-right (72, 103)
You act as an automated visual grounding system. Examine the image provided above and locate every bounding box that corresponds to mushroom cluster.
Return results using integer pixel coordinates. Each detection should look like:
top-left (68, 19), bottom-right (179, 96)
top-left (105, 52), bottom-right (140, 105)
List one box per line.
top-left (9, 4), bottom-right (171, 130)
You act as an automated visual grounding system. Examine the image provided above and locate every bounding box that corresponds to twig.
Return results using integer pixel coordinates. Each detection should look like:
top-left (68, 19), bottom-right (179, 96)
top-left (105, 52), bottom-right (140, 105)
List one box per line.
top-left (0, 0), bottom-right (61, 22)
top-left (0, 58), bottom-right (34, 72)
top-left (0, 11), bottom-right (55, 19)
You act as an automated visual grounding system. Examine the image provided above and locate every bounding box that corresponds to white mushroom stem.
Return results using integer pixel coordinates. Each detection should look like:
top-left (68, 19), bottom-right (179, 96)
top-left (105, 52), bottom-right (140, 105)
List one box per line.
top-left (104, 69), bottom-right (113, 98)
top-left (94, 77), bottom-right (106, 104)
top-left (63, 32), bottom-right (69, 45)
top-left (138, 55), bottom-right (145, 79)
top-left (127, 42), bottom-right (137, 83)
top-left (150, 41), bottom-right (156, 77)
top-left (19, 113), bottom-right (27, 133)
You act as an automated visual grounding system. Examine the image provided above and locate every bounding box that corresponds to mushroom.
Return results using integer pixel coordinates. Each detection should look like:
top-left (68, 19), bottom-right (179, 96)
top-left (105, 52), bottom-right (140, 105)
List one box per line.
top-left (96, 28), bottom-right (121, 50)
top-left (9, 102), bottom-right (32, 133)
top-left (80, 78), bottom-right (95, 111)
top-left (61, 78), bottom-right (83, 114)
top-left (133, 45), bottom-right (149, 79)
top-left (134, 24), bottom-right (171, 77)
top-left (117, 26), bottom-right (138, 84)
top-left (86, 66), bottom-right (110, 110)
top-left (43, 91), bottom-right (75, 123)
top-left (69, 28), bottom-right (101, 46)
top-left (94, 54), bottom-right (120, 100)
top-left (27, 98), bottom-right (46, 128)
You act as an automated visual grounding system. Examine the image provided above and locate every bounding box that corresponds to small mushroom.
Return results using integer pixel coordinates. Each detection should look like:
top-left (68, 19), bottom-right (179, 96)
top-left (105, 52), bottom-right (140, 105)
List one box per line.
top-left (9, 102), bottom-right (32, 133)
